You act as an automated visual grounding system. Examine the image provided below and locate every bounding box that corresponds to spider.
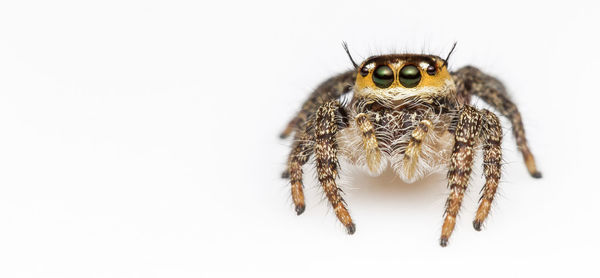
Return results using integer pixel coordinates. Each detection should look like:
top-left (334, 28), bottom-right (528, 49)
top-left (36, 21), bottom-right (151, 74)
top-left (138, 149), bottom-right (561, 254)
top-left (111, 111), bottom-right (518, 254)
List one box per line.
top-left (280, 43), bottom-right (541, 247)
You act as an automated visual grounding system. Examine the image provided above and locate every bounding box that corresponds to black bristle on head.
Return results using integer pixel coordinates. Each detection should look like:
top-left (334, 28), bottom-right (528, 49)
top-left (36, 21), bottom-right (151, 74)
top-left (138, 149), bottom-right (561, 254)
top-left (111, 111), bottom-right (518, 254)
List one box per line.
top-left (342, 41), bottom-right (359, 69)
top-left (442, 42), bottom-right (458, 68)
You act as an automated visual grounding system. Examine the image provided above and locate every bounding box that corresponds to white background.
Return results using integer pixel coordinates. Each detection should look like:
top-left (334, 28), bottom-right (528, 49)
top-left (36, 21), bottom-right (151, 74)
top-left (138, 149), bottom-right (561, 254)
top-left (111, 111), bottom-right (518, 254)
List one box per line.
top-left (0, 1), bottom-right (598, 277)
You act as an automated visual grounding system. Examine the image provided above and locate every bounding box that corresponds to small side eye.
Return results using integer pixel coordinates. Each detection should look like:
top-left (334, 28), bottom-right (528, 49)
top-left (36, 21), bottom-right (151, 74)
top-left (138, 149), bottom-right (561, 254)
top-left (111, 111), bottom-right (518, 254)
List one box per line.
top-left (372, 65), bottom-right (394, 88)
top-left (426, 65), bottom-right (436, 75)
top-left (360, 66), bottom-right (369, 77)
top-left (398, 65), bottom-right (421, 88)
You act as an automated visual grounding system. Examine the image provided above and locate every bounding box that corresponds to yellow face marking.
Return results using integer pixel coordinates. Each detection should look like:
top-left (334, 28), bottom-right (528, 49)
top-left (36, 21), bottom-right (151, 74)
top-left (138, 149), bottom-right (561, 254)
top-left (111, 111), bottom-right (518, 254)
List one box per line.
top-left (355, 56), bottom-right (454, 101)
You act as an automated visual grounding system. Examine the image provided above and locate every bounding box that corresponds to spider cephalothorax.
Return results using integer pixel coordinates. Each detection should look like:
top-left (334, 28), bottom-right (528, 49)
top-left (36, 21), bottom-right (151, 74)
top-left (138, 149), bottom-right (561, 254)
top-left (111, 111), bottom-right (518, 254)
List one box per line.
top-left (280, 44), bottom-right (541, 247)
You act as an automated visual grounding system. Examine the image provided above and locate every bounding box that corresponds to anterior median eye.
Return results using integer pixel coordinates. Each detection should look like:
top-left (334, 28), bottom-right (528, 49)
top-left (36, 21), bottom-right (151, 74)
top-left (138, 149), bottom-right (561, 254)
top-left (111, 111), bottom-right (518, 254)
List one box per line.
top-left (372, 65), bottom-right (394, 88)
top-left (399, 65), bottom-right (421, 88)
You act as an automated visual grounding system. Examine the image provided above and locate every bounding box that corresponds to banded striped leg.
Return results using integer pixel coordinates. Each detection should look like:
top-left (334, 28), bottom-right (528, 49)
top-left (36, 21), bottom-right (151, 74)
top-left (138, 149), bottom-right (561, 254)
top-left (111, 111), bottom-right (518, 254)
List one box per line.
top-left (473, 110), bottom-right (503, 230)
top-left (280, 70), bottom-right (355, 139)
top-left (282, 121), bottom-right (312, 179)
top-left (280, 117), bottom-right (300, 139)
top-left (286, 130), bottom-right (313, 215)
top-left (507, 108), bottom-right (540, 178)
top-left (314, 101), bottom-right (355, 234)
top-left (403, 119), bottom-right (433, 181)
top-left (440, 106), bottom-right (482, 247)
top-left (452, 66), bottom-right (541, 178)
top-left (355, 113), bottom-right (381, 173)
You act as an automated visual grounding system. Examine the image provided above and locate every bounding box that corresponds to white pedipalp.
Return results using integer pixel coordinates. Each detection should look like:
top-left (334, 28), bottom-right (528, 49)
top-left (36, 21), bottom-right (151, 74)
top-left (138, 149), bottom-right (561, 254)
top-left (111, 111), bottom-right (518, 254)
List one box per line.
top-left (337, 106), bottom-right (455, 183)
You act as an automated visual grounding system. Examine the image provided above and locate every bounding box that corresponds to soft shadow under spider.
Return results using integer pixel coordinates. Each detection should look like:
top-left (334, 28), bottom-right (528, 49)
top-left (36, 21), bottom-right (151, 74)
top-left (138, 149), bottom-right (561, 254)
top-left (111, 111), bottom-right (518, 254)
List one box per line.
top-left (341, 165), bottom-right (447, 205)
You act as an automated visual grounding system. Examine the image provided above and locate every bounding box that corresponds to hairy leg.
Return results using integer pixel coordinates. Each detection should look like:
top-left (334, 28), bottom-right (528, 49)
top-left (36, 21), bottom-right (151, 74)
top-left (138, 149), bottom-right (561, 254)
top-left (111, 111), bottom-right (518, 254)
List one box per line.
top-left (280, 70), bottom-right (355, 139)
top-left (355, 113), bottom-right (381, 173)
top-left (286, 128), bottom-right (314, 215)
top-left (473, 110), bottom-right (503, 230)
top-left (314, 101), bottom-right (355, 234)
top-left (452, 66), bottom-right (541, 178)
top-left (441, 106), bottom-right (482, 247)
top-left (403, 119), bottom-right (433, 181)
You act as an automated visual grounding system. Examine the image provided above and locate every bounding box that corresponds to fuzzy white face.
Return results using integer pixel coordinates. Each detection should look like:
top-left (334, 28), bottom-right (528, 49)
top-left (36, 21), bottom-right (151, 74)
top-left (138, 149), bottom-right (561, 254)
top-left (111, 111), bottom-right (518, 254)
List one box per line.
top-left (354, 55), bottom-right (456, 103)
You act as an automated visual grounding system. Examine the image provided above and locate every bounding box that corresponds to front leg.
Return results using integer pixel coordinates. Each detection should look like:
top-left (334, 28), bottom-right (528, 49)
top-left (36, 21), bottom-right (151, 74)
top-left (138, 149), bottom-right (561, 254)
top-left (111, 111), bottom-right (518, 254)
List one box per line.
top-left (440, 106), bottom-right (482, 247)
top-left (314, 101), bottom-right (355, 234)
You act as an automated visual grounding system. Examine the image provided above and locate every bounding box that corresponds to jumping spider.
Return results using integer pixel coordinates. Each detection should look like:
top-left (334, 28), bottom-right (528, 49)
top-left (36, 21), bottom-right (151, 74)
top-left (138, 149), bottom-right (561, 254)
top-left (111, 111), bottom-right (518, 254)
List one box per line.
top-left (280, 43), bottom-right (541, 247)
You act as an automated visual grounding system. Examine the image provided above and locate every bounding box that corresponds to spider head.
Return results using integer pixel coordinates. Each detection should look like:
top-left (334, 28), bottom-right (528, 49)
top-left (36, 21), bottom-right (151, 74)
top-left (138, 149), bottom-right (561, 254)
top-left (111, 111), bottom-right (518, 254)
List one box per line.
top-left (353, 54), bottom-right (455, 102)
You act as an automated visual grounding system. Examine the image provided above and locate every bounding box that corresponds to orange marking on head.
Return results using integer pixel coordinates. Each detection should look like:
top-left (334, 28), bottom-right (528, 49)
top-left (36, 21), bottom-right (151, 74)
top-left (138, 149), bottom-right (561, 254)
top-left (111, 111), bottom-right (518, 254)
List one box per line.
top-left (354, 55), bottom-right (455, 101)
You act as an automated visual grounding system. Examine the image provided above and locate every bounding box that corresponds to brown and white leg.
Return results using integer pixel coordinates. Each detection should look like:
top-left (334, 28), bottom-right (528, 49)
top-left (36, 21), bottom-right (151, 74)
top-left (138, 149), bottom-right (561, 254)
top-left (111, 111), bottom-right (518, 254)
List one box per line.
top-left (286, 129), bottom-right (313, 215)
top-left (280, 117), bottom-right (301, 139)
top-left (452, 66), bottom-right (541, 178)
top-left (314, 101), bottom-right (355, 234)
top-left (505, 106), bottom-right (540, 178)
top-left (440, 106), bottom-right (482, 247)
top-left (355, 113), bottom-right (381, 173)
top-left (280, 71), bottom-right (355, 139)
top-left (403, 119), bottom-right (433, 180)
top-left (473, 110), bottom-right (503, 230)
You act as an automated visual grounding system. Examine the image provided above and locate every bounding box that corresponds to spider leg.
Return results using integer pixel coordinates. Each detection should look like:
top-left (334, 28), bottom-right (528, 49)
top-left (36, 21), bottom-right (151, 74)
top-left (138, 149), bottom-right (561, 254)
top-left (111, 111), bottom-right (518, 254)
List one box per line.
top-left (355, 113), bottom-right (381, 172)
top-left (403, 119), bottom-right (433, 181)
top-left (473, 110), bottom-right (503, 230)
top-left (441, 106), bottom-right (482, 247)
top-left (314, 101), bottom-right (355, 234)
top-left (452, 66), bottom-right (541, 178)
top-left (280, 70), bottom-right (355, 139)
top-left (281, 120), bottom-right (312, 179)
top-left (280, 117), bottom-right (300, 139)
top-left (285, 127), bottom-right (314, 215)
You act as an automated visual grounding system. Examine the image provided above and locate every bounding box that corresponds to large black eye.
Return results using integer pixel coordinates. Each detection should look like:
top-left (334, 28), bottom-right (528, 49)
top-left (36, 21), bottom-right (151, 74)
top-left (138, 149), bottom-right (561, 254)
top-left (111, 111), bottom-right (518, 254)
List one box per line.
top-left (398, 65), bottom-right (421, 88)
top-left (372, 65), bottom-right (394, 88)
